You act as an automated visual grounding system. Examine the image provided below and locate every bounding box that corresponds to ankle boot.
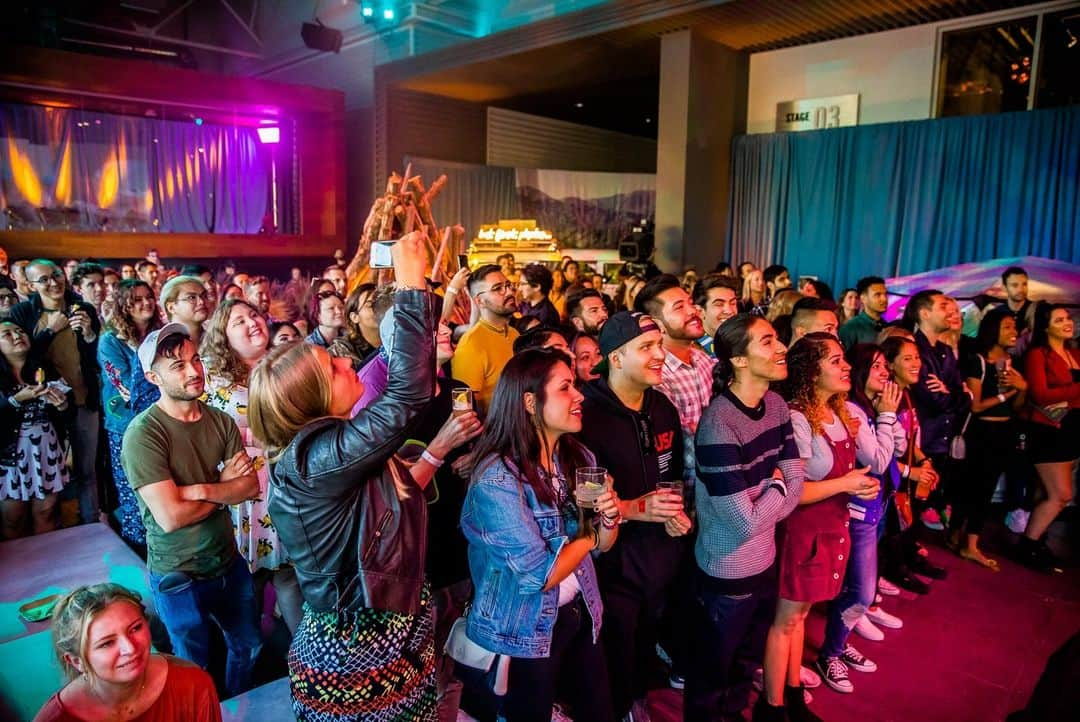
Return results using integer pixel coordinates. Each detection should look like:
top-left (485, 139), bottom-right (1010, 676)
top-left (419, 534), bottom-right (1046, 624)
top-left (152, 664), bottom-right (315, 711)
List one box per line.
top-left (784, 685), bottom-right (822, 722)
top-left (752, 694), bottom-right (789, 722)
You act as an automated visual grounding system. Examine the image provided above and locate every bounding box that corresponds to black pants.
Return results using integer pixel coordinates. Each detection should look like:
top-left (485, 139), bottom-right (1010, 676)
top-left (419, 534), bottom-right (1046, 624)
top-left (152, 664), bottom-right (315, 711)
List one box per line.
top-left (600, 573), bottom-right (664, 717)
top-left (684, 568), bottom-right (776, 722)
top-left (460, 597), bottom-right (615, 722)
top-left (952, 419), bottom-right (1015, 536)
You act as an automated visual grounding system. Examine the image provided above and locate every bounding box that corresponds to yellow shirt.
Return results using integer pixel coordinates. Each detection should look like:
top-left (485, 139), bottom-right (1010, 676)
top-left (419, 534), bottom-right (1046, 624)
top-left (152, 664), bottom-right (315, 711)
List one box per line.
top-left (450, 319), bottom-right (519, 415)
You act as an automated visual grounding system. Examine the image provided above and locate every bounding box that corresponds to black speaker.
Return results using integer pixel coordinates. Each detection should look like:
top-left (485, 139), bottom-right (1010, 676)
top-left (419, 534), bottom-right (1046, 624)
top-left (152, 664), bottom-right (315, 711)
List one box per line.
top-left (301, 22), bottom-right (343, 53)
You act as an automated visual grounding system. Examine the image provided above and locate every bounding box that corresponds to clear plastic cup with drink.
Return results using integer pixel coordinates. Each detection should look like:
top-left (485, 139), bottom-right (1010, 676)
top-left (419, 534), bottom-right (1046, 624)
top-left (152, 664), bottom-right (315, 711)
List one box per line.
top-left (451, 386), bottom-right (474, 417)
top-left (575, 467), bottom-right (608, 511)
top-left (655, 480), bottom-right (684, 500)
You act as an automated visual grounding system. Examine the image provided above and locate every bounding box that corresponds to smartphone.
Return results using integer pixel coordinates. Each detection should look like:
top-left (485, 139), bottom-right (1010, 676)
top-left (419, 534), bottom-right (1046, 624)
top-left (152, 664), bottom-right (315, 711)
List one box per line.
top-left (370, 240), bottom-right (395, 268)
top-left (457, 254), bottom-right (469, 270)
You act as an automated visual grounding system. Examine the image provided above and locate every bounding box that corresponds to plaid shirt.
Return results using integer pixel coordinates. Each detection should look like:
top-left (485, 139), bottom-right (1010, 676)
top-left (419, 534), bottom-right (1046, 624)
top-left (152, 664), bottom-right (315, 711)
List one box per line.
top-left (657, 346), bottom-right (717, 488)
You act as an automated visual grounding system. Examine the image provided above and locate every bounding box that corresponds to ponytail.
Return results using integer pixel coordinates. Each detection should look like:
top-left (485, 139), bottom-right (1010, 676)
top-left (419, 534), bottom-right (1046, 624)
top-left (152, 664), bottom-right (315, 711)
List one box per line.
top-left (710, 313), bottom-right (765, 399)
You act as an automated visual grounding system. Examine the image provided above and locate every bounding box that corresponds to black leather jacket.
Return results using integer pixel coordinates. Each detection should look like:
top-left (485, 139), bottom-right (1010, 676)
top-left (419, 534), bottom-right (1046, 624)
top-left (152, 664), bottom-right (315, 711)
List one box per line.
top-left (267, 290), bottom-right (438, 616)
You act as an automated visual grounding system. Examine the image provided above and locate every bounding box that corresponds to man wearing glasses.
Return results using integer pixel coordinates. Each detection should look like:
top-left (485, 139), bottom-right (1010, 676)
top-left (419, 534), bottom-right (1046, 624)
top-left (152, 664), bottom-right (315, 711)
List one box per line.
top-left (10, 259), bottom-right (103, 526)
top-left (451, 263), bottom-right (519, 415)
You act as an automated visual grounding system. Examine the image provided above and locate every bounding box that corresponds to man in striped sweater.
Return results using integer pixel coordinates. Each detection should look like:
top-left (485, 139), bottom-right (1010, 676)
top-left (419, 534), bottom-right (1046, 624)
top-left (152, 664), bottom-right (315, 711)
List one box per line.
top-left (685, 314), bottom-right (803, 722)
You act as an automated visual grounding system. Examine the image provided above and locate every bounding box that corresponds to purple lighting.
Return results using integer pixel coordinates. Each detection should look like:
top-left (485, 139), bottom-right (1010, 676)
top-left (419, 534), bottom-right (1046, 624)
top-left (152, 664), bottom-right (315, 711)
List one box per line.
top-left (257, 126), bottom-right (280, 144)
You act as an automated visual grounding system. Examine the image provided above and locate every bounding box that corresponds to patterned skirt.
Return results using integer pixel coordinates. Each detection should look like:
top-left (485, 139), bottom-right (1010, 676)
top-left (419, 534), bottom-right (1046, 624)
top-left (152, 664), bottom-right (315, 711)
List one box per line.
top-left (107, 431), bottom-right (146, 547)
top-left (289, 587), bottom-right (438, 722)
top-left (1, 420), bottom-right (68, 502)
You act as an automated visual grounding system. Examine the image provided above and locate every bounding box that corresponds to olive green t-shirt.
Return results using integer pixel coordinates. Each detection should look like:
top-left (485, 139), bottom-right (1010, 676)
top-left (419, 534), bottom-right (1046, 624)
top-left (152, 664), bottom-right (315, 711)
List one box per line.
top-left (121, 403), bottom-right (242, 578)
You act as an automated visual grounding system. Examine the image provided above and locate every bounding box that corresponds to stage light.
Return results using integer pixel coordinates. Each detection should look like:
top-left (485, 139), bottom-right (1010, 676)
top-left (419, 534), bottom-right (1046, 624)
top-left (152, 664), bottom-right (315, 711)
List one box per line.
top-left (383, 8), bottom-right (394, 20)
top-left (194, 117), bottom-right (203, 126)
top-left (257, 127), bottom-right (280, 144)
top-left (361, 5), bottom-right (374, 18)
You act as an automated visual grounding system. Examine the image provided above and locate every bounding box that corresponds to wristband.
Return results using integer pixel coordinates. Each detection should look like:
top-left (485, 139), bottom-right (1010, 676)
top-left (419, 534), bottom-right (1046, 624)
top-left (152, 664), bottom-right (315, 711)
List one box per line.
top-left (997, 393), bottom-right (1007, 404)
top-left (421, 450), bottom-right (444, 467)
top-left (445, 287), bottom-right (458, 296)
top-left (601, 512), bottom-right (621, 529)
top-left (6, 394), bottom-right (21, 409)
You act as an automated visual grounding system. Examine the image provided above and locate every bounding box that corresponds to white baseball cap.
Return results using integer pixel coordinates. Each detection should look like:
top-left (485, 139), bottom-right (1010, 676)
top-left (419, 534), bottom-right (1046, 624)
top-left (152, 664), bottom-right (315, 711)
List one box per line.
top-left (137, 322), bottom-right (191, 374)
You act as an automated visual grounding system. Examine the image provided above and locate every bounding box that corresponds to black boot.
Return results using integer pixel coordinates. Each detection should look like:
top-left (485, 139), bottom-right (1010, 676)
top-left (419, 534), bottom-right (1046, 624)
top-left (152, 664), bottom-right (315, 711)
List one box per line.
top-left (1016, 537), bottom-right (1063, 574)
top-left (752, 694), bottom-right (789, 722)
top-left (784, 685), bottom-right (822, 722)
top-left (907, 551), bottom-right (947, 580)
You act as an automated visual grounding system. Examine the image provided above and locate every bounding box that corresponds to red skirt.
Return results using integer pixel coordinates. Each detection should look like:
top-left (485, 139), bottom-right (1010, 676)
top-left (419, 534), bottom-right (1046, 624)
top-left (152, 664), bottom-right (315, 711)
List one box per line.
top-left (777, 494), bottom-right (850, 603)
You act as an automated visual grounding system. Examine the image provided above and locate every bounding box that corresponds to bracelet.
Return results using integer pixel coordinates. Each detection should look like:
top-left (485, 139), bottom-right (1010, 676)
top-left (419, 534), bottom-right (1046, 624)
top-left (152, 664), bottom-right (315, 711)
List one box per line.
top-left (900, 463), bottom-right (910, 480)
top-left (421, 450), bottom-right (444, 467)
top-left (445, 287), bottom-right (458, 296)
top-left (600, 512), bottom-right (621, 529)
top-left (997, 393), bottom-right (1007, 404)
top-left (591, 526), bottom-right (601, 550)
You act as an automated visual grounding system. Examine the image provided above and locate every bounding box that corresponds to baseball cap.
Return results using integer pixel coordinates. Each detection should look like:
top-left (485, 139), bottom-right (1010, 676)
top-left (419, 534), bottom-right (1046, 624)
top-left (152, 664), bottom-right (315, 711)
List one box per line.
top-left (592, 311), bottom-right (660, 376)
top-left (137, 322), bottom-right (191, 374)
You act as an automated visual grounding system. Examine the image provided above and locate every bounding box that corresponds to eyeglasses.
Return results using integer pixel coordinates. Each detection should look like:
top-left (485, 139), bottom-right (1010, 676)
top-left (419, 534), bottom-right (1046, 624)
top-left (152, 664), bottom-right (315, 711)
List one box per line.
top-left (30, 271), bottom-right (64, 286)
top-left (479, 282), bottom-right (511, 296)
top-left (178, 292), bottom-right (209, 304)
top-left (0, 292), bottom-right (17, 302)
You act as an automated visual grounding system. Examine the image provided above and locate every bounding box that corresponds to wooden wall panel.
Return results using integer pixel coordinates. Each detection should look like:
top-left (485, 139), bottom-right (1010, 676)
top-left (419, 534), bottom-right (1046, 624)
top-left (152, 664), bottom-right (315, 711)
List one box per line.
top-left (486, 108), bottom-right (657, 172)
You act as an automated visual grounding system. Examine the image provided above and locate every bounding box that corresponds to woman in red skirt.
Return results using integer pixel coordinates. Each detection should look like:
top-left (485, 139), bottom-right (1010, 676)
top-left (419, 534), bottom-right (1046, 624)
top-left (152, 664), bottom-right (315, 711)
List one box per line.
top-left (760, 333), bottom-right (880, 722)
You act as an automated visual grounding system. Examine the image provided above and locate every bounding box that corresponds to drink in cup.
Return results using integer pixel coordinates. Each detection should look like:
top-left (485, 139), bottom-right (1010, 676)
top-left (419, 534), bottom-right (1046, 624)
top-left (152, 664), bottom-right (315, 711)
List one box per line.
top-left (575, 467), bottom-right (608, 510)
top-left (451, 386), bottom-right (474, 417)
top-left (655, 480), bottom-right (684, 500)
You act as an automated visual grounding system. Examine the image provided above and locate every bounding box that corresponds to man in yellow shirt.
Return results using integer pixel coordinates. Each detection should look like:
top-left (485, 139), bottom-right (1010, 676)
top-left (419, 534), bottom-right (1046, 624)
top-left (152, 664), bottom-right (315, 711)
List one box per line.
top-left (451, 264), bottom-right (520, 415)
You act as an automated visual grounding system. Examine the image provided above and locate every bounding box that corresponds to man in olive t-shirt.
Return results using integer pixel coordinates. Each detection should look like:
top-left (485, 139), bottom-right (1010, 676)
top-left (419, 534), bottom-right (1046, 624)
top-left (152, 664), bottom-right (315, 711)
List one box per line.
top-left (121, 323), bottom-right (261, 697)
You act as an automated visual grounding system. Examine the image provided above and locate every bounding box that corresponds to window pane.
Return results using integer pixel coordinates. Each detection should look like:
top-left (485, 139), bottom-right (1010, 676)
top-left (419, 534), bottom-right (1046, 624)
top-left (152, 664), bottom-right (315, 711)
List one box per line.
top-left (938, 17), bottom-right (1037, 117)
top-left (1035, 9), bottom-right (1080, 108)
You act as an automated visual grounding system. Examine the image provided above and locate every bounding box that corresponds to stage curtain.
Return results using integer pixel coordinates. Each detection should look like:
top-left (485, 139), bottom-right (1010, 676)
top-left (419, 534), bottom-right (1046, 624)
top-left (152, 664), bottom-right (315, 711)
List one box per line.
top-left (0, 103), bottom-right (269, 234)
top-left (727, 106), bottom-right (1080, 287)
top-left (404, 156), bottom-right (517, 244)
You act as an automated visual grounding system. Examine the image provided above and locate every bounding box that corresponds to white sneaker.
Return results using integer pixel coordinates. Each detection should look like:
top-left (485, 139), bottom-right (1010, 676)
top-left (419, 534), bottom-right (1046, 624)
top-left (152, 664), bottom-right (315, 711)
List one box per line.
top-left (853, 614), bottom-right (884, 641)
top-left (878, 577), bottom-right (901, 596)
top-left (866, 605), bottom-right (903, 629)
top-left (1006, 509), bottom-right (1030, 534)
top-left (800, 664), bottom-right (822, 689)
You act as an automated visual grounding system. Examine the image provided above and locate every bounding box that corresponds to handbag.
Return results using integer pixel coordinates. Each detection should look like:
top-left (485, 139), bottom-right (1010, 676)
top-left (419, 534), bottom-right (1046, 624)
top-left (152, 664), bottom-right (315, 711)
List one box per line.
top-left (445, 607), bottom-right (496, 672)
top-left (949, 355), bottom-right (982, 460)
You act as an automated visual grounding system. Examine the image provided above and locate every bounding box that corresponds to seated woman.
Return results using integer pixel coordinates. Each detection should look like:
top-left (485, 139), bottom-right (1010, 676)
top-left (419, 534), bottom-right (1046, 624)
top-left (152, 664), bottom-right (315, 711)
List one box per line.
top-left (1, 321), bottom-right (71, 538)
top-left (34, 583), bottom-right (221, 722)
top-left (460, 348), bottom-right (621, 722)
top-left (248, 232), bottom-right (442, 721)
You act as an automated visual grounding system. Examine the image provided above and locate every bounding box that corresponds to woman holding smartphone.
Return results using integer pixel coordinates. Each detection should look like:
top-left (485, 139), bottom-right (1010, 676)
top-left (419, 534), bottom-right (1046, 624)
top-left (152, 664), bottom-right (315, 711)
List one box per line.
top-left (460, 348), bottom-right (620, 722)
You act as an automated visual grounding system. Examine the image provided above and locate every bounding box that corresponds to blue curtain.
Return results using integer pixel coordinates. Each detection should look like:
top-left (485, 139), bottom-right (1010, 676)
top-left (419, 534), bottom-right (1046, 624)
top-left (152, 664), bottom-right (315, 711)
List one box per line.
top-left (727, 106), bottom-right (1080, 288)
top-left (0, 103), bottom-right (269, 234)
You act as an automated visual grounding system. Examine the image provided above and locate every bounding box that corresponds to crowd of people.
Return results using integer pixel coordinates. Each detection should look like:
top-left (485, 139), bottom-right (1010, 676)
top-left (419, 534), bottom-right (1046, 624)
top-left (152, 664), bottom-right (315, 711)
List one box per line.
top-left (0, 238), bottom-right (1076, 722)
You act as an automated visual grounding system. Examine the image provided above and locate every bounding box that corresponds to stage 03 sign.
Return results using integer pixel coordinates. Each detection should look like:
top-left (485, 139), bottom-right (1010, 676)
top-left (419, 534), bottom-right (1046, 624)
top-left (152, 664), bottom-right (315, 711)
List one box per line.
top-left (776, 94), bottom-right (859, 132)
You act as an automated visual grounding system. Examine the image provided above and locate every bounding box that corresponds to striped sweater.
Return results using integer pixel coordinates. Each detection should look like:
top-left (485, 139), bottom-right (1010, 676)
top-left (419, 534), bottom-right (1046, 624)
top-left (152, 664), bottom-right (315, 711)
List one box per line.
top-left (694, 388), bottom-right (803, 593)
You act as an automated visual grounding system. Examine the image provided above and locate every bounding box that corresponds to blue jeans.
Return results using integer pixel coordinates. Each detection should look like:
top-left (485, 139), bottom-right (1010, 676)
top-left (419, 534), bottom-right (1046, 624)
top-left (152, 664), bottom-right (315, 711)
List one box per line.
top-left (820, 518), bottom-right (878, 659)
top-left (148, 555), bottom-right (261, 697)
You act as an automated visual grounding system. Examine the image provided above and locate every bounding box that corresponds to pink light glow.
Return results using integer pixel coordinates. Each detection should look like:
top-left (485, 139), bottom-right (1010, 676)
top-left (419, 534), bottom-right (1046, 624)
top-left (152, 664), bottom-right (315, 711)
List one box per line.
top-left (257, 126), bottom-right (280, 144)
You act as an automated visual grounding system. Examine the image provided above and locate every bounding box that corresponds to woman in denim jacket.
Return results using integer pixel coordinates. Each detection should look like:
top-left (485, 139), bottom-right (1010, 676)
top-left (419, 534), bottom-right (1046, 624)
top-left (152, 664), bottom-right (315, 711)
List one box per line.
top-left (460, 348), bottom-right (621, 722)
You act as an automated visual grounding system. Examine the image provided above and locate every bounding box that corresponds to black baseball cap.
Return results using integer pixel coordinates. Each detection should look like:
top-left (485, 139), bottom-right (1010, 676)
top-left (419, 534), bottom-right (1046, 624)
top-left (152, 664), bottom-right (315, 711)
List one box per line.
top-left (592, 311), bottom-right (660, 376)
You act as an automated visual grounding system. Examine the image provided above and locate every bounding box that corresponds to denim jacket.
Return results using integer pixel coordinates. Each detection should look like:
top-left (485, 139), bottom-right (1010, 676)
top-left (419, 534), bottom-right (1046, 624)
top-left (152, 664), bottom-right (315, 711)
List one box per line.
top-left (461, 454), bottom-right (604, 659)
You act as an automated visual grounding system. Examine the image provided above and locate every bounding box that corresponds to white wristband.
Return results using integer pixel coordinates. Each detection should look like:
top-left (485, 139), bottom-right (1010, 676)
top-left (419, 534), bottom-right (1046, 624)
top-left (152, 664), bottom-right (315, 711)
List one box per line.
top-left (421, 450), bottom-right (444, 467)
top-left (997, 393), bottom-right (1007, 404)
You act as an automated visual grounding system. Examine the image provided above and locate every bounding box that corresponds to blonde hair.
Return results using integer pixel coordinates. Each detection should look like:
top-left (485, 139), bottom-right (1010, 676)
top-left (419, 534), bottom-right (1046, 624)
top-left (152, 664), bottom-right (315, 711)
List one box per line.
top-left (51, 584), bottom-right (146, 682)
top-left (766, 289), bottom-right (803, 322)
top-left (248, 341), bottom-right (413, 499)
top-left (158, 275), bottom-right (205, 320)
top-left (248, 342), bottom-right (334, 459)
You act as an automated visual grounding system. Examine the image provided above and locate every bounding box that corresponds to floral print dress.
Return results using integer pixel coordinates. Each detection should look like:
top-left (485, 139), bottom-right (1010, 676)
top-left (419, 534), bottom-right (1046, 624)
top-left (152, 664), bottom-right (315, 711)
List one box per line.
top-left (204, 376), bottom-right (286, 573)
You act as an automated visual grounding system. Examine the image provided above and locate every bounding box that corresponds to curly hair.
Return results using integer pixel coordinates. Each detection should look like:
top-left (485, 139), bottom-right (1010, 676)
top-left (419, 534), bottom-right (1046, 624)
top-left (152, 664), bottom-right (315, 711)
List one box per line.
top-left (199, 298), bottom-right (263, 387)
top-left (105, 279), bottom-right (163, 347)
top-left (777, 332), bottom-right (859, 437)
